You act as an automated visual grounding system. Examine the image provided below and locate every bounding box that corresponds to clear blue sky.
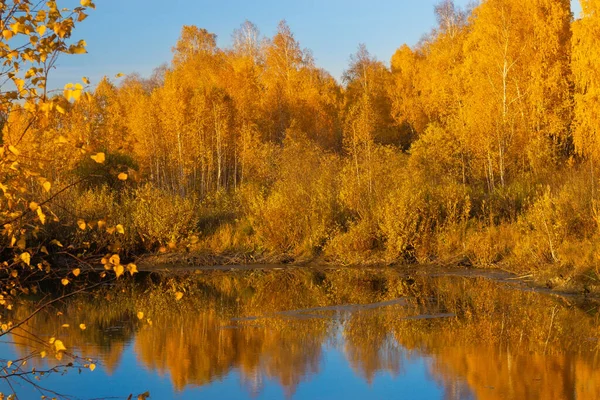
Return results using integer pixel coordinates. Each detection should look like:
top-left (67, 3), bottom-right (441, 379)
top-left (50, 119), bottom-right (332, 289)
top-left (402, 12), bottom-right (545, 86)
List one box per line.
top-left (51, 0), bottom-right (583, 88)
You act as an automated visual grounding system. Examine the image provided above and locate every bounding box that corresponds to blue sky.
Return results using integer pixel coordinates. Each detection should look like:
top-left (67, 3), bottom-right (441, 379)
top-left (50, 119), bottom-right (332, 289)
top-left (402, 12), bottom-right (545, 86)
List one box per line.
top-left (52, 0), bottom-right (583, 88)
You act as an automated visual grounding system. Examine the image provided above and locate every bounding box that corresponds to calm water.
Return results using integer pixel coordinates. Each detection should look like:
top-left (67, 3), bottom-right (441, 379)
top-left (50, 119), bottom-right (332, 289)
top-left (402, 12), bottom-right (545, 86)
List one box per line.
top-left (1, 268), bottom-right (599, 399)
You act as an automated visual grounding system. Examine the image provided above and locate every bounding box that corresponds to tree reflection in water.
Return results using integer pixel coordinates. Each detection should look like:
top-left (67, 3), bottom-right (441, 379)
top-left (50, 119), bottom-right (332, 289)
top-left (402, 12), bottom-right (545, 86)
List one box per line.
top-left (7, 268), bottom-right (600, 399)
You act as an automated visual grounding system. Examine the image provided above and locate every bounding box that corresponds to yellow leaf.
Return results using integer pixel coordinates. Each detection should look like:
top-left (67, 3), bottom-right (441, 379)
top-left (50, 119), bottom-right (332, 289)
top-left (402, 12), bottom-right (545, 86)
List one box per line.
top-left (137, 311), bottom-right (144, 320)
top-left (6, 361), bottom-right (12, 368)
top-left (43, 181), bottom-right (51, 192)
top-left (37, 207), bottom-right (46, 224)
top-left (61, 278), bottom-right (70, 286)
top-left (56, 104), bottom-right (66, 114)
top-left (89, 363), bottom-right (96, 371)
top-left (72, 268), bottom-right (81, 277)
top-left (116, 224), bottom-right (125, 234)
top-left (175, 291), bottom-right (184, 301)
top-left (20, 252), bottom-right (31, 266)
top-left (82, 76), bottom-right (90, 85)
top-left (118, 172), bottom-right (128, 181)
top-left (40, 246), bottom-right (49, 255)
top-left (61, 324), bottom-right (70, 328)
top-left (90, 152), bottom-right (105, 164)
top-left (127, 263), bottom-right (138, 276)
top-left (37, 25), bottom-right (46, 36)
top-left (109, 254), bottom-right (120, 266)
top-left (8, 145), bottom-right (20, 156)
top-left (77, 219), bottom-right (86, 230)
top-left (116, 72), bottom-right (124, 78)
top-left (29, 202), bottom-right (39, 211)
top-left (114, 264), bottom-right (124, 278)
top-left (81, 0), bottom-right (92, 6)
top-left (11, 270), bottom-right (17, 278)
top-left (49, 337), bottom-right (55, 344)
top-left (2, 30), bottom-right (13, 40)
top-left (98, 220), bottom-right (106, 230)
top-left (54, 340), bottom-right (66, 352)
top-left (40, 351), bottom-right (47, 359)
top-left (80, 324), bottom-right (86, 330)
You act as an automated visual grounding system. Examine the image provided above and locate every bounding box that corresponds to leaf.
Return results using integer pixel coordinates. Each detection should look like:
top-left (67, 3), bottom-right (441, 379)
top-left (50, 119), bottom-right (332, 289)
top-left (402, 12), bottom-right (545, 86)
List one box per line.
top-left (137, 312), bottom-right (144, 320)
top-left (90, 152), bottom-right (105, 164)
top-left (127, 263), bottom-right (138, 276)
top-left (118, 172), bottom-right (128, 181)
top-left (37, 25), bottom-right (46, 36)
top-left (116, 224), bottom-right (125, 234)
top-left (43, 181), bottom-right (52, 192)
top-left (37, 207), bottom-right (46, 225)
top-left (175, 291), bottom-right (184, 301)
top-left (54, 340), bottom-right (66, 352)
top-left (83, 76), bottom-right (90, 85)
top-left (79, 324), bottom-right (86, 330)
top-left (8, 145), bottom-right (20, 156)
top-left (72, 268), bottom-right (81, 277)
top-left (6, 361), bottom-right (12, 368)
top-left (40, 351), bottom-right (47, 359)
top-left (29, 202), bottom-right (39, 211)
top-left (61, 324), bottom-right (70, 328)
top-left (114, 264), bottom-right (124, 278)
top-left (109, 254), bottom-right (120, 266)
top-left (20, 252), bottom-right (31, 266)
top-left (137, 391), bottom-right (151, 400)
top-left (77, 219), bottom-right (86, 230)
top-left (89, 363), bottom-right (96, 371)
top-left (61, 278), bottom-right (70, 286)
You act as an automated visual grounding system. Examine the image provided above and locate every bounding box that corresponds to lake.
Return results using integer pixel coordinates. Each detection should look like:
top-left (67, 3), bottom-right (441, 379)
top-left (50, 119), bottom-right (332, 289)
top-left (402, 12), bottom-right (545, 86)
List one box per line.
top-left (1, 267), bottom-right (598, 399)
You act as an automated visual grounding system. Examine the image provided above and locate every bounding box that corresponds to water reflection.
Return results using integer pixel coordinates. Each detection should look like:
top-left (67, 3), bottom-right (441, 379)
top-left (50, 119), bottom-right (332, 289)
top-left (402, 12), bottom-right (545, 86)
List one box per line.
top-left (4, 268), bottom-right (600, 399)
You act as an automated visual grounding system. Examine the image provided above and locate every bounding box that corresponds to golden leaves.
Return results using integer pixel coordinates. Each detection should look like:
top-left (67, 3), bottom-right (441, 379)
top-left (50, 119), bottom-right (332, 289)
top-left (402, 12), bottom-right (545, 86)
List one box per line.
top-left (20, 252), bottom-right (31, 266)
top-left (64, 83), bottom-right (84, 101)
top-left (109, 254), bottom-right (120, 266)
top-left (175, 291), bottom-right (184, 301)
top-left (42, 181), bottom-right (51, 192)
top-left (54, 339), bottom-right (67, 352)
top-left (79, 323), bottom-right (86, 330)
top-left (127, 263), bottom-right (138, 276)
top-left (91, 152), bottom-right (106, 163)
top-left (116, 224), bottom-right (125, 234)
top-left (72, 268), bottom-right (81, 277)
top-left (118, 172), bottom-right (128, 181)
top-left (7, 145), bottom-right (20, 156)
top-left (114, 264), bottom-right (124, 278)
top-left (89, 363), bottom-right (96, 371)
top-left (137, 311), bottom-right (144, 320)
top-left (77, 219), bottom-right (87, 230)
top-left (61, 278), bottom-right (70, 286)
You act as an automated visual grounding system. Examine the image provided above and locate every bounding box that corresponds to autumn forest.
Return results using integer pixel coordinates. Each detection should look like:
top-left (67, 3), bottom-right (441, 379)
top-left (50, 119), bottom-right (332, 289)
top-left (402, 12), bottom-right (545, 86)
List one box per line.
top-left (2, 0), bottom-right (600, 287)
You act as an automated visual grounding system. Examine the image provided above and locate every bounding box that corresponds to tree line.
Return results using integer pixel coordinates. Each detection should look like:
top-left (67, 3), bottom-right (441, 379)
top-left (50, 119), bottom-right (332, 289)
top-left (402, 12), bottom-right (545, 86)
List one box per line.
top-left (4, 0), bottom-right (600, 279)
